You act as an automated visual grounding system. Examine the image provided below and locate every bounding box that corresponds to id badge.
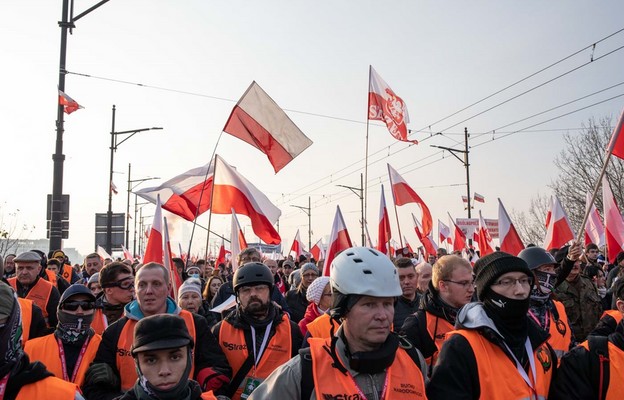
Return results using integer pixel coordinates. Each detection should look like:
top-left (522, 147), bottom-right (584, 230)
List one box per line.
top-left (241, 377), bottom-right (262, 399)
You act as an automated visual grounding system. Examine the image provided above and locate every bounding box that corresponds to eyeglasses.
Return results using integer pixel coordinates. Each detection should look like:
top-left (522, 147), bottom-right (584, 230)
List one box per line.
top-left (62, 301), bottom-right (95, 311)
top-left (103, 277), bottom-right (134, 290)
top-left (443, 279), bottom-right (475, 289)
top-left (492, 276), bottom-right (533, 288)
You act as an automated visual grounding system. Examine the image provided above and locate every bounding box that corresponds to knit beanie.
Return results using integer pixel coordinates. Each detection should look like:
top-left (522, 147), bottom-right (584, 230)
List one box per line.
top-left (301, 262), bottom-right (319, 275)
top-left (306, 276), bottom-right (330, 305)
top-left (178, 278), bottom-right (202, 301)
top-left (0, 282), bottom-right (14, 321)
top-left (87, 272), bottom-right (100, 286)
top-left (474, 251), bottom-right (532, 301)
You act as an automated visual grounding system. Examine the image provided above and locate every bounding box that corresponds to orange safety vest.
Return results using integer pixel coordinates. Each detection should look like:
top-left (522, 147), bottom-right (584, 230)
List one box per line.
top-left (17, 298), bottom-right (33, 343)
top-left (308, 337), bottom-right (427, 399)
top-left (548, 300), bottom-right (572, 361)
top-left (116, 310), bottom-right (196, 391)
top-left (45, 269), bottom-right (59, 287)
top-left (579, 340), bottom-right (624, 400)
top-left (8, 277), bottom-right (54, 323)
top-left (91, 308), bottom-right (108, 335)
top-left (425, 311), bottom-right (454, 368)
top-left (24, 333), bottom-right (101, 387)
top-left (451, 329), bottom-right (554, 399)
top-left (306, 313), bottom-right (339, 339)
top-left (15, 375), bottom-right (79, 400)
top-left (61, 264), bottom-right (73, 282)
top-left (601, 309), bottom-right (623, 324)
top-left (218, 315), bottom-right (292, 400)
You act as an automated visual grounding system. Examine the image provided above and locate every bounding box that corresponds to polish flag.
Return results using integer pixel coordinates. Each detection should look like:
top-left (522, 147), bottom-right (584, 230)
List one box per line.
top-left (544, 196), bottom-right (574, 250)
top-left (368, 66), bottom-right (415, 143)
top-left (58, 89), bottom-right (83, 114)
top-left (607, 108), bottom-right (624, 160)
top-left (477, 210), bottom-right (494, 256)
top-left (377, 185), bottom-right (392, 255)
top-left (215, 238), bottom-right (227, 267)
top-left (231, 209), bottom-right (248, 251)
top-left (413, 214), bottom-right (438, 257)
top-left (461, 196), bottom-right (469, 203)
top-left (96, 246), bottom-right (111, 261)
top-left (310, 239), bottom-right (324, 261)
top-left (111, 182), bottom-right (119, 195)
top-left (290, 229), bottom-right (305, 258)
top-left (163, 217), bottom-right (182, 298)
top-left (602, 176), bottom-right (624, 263)
top-left (136, 155), bottom-right (281, 244)
top-left (438, 219), bottom-right (452, 244)
top-left (230, 209), bottom-right (245, 271)
top-left (178, 243), bottom-right (187, 264)
top-left (403, 236), bottom-right (414, 255)
top-left (223, 81), bottom-right (313, 173)
top-left (323, 206), bottom-right (353, 276)
top-left (387, 164), bottom-right (433, 236)
top-left (448, 213), bottom-right (467, 252)
top-left (121, 245), bottom-right (133, 261)
top-left (585, 192), bottom-right (606, 248)
top-left (498, 199), bottom-right (524, 256)
top-left (474, 192), bottom-right (485, 203)
top-left (143, 195), bottom-right (164, 264)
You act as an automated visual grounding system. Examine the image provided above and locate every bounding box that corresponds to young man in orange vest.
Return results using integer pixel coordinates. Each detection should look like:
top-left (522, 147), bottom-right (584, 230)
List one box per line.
top-left (50, 249), bottom-right (81, 284)
top-left (551, 278), bottom-right (624, 399)
top-left (91, 261), bottom-right (135, 335)
top-left (400, 254), bottom-right (475, 376)
top-left (24, 284), bottom-right (101, 387)
top-left (519, 245), bottom-right (578, 359)
top-left (82, 262), bottom-right (231, 399)
top-left (0, 281), bottom-right (83, 399)
top-left (427, 251), bottom-right (557, 399)
top-left (213, 262), bottom-right (302, 400)
top-left (8, 251), bottom-right (61, 328)
top-left (250, 247), bottom-right (428, 399)
top-left (118, 314), bottom-right (222, 400)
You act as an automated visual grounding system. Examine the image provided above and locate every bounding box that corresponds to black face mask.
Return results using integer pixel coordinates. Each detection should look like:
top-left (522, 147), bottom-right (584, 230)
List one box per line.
top-left (484, 290), bottom-right (530, 321)
top-left (55, 311), bottom-right (93, 344)
top-left (0, 294), bottom-right (24, 378)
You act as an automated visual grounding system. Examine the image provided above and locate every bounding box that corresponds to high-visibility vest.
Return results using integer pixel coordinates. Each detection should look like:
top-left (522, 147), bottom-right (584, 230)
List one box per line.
top-left (17, 298), bottom-right (33, 343)
top-left (24, 333), bottom-right (101, 387)
top-left (579, 339), bottom-right (624, 399)
top-left (548, 300), bottom-right (572, 360)
top-left (61, 264), bottom-right (73, 282)
top-left (14, 376), bottom-right (79, 400)
top-left (308, 337), bottom-right (427, 399)
top-left (425, 311), bottom-right (454, 368)
top-left (601, 309), bottom-right (623, 325)
top-left (8, 277), bottom-right (54, 324)
top-left (91, 308), bottom-right (108, 335)
top-left (45, 269), bottom-right (59, 287)
top-left (306, 313), bottom-right (339, 339)
top-left (218, 315), bottom-right (292, 400)
top-left (450, 329), bottom-right (554, 399)
top-left (116, 311), bottom-right (196, 391)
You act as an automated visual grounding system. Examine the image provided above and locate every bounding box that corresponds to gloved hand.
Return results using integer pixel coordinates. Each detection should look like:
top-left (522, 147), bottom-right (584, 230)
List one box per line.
top-left (84, 362), bottom-right (120, 388)
top-left (197, 367), bottom-right (230, 393)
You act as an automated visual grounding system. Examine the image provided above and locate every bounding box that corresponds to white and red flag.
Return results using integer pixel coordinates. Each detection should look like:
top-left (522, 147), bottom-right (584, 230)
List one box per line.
top-left (602, 176), bottom-right (624, 263)
top-left (111, 182), bottom-right (119, 195)
top-left (96, 246), bottom-right (111, 262)
top-left (377, 185), bottom-right (392, 255)
top-left (310, 239), bottom-right (325, 261)
top-left (143, 195), bottom-right (164, 264)
top-left (121, 245), bottom-right (133, 261)
top-left (607, 108), bottom-right (624, 160)
top-left (474, 192), bottom-right (485, 203)
top-left (230, 209), bottom-right (245, 271)
top-left (231, 209), bottom-right (248, 251)
top-left (584, 192), bottom-right (605, 248)
top-left (368, 66), bottom-right (414, 143)
top-left (544, 196), bottom-right (574, 250)
top-left (387, 164), bottom-right (433, 236)
top-left (477, 210), bottom-right (494, 256)
top-left (323, 206), bottom-right (353, 276)
top-left (136, 155), bottom-right (281, 244)
top-left (403, 236), bottom-right (414, 254)
top-left (290, 229), bottom-right (305, 258)
top-left (163, 217), bottom-right (182, 298)
top-left (58, 89), bottom-right (83, 115)
top-left (498, 199), bottom-right (524, 256)
top-left (215, 237), bottom-right (228, 267)
top-left (438, 219), bottom-right (452, 244)
top-left (413, 214), bottom-right (438, 257)
top-left (448, 213), bottom-right (467, 252)
top-left (222, 81), bottom-right (313, 173)
top-left (461, 196), bottom-right (469, 203)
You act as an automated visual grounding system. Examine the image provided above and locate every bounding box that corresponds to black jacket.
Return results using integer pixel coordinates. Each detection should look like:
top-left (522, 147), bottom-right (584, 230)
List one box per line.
top-left (114, 380), bottom-right (205, 400)
top-left (393, 293), bottom-right (420, 330)
top-left (285, 287), bottom-right (307, 324)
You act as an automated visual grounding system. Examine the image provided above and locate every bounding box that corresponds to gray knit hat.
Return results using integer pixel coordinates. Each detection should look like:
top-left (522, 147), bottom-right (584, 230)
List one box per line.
top-left (473, 251), bottom-right (531, 300)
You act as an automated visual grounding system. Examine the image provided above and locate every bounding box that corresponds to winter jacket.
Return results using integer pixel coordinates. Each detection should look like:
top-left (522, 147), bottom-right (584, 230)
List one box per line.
top-left (285, 287), bottom-right (307, 324)
top-left (298, 302), bottom-right (322, 337)
top-left (554, 274), bottom-right (603, 341)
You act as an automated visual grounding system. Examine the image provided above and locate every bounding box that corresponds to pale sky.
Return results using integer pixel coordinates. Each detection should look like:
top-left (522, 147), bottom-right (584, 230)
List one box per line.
top-left (2, 1), bottom-right (624, 258)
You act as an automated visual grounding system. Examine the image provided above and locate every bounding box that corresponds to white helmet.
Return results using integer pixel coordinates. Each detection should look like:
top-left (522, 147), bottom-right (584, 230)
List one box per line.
top-left (330, 247), bottom-right (402, 297)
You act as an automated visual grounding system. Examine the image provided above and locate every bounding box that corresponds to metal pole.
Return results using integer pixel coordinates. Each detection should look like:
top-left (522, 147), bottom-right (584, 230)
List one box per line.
top-left (360, 173), bottom-right (365, 246)
top-left (465, 127), bottom-right (471, 219)
top-left (133, 194), bottom-right (138, 256)
top-left (106, 105), bottom-right (116, 254)
top-left (308, 196), bottom-right (312, 249)
top-left (126, 163), bottom-right (131, 248)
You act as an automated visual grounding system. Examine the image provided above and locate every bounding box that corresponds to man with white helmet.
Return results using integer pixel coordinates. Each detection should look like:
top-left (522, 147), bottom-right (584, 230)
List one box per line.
top-left (249, 247), bottom-right (427, 399)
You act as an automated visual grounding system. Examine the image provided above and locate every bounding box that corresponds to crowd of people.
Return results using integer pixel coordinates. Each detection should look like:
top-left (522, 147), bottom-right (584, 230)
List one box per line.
top-left (1, 241), bottom-right (623, 399)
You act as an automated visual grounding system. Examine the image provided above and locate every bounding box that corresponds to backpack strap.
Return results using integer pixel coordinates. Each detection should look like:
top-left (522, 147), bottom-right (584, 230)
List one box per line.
top-left (299, 347), bottom-right (314, 400)
top-left (588, 335), bottom-right (610, 400)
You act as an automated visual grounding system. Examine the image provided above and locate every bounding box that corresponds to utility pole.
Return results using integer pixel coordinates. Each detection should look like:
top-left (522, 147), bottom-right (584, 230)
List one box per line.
top-left (290, 197), bottom-right (312, 249)
top-left (126, 163), bottom-right (159, 249)
top-left (337, 173), bottom-right (365, 246)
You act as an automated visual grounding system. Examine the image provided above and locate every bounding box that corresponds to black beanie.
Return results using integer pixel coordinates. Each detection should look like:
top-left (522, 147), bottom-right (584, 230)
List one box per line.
top-left (474, 251), bottom-right (532, 301)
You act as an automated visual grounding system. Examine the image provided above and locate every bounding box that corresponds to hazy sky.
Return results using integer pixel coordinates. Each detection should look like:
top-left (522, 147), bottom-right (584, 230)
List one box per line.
top-left (2, 1), bottom-right (624, 257)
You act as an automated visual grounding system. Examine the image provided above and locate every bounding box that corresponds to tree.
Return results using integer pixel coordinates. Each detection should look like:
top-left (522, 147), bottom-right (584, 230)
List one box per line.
top-left (511, 193), bottom-right (550, 246)
top-left (0, 204), bottom-right (35, 258)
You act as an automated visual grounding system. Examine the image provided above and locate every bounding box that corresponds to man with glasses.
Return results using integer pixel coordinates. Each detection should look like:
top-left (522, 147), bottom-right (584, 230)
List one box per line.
top-left (286, 262), bottom-right (319, 324)
top-left (427, 252), bottom-right (557, 399)
top-left (214, 262), bottom-right (302, 399)
top-left (24, 284), bottom-right (101, 387)
top-left (91, 261), bottom-right (135, 335)
top-left (400, 254), bottom-right (475, 376)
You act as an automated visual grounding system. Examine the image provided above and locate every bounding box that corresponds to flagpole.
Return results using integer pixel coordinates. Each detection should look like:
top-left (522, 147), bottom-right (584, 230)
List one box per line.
top-left (187, 132), bottom-right (223, 264)
top-left (387, 165), bottom-right (404, 248)
top-left (364, 65), bottom-right (372, 229)
top-left (204, 154), bottom-right (220, 261)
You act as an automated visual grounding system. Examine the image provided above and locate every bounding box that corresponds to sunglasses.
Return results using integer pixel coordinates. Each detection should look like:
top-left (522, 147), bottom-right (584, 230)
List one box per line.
top-left (62, 301), bottom-right (95, 311)
top-left (103, 277), bottom-right (134, 290)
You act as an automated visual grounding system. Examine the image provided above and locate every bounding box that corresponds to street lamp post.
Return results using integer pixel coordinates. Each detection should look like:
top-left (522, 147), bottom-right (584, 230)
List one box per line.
top-left (290, 196), bottom-right (312, 249)
top-left (134, 200), bottom-right (150, 257)
top-left (106, 105), bottom-right (162, 254)
top-left (126, 163), bottom-right (159, 249)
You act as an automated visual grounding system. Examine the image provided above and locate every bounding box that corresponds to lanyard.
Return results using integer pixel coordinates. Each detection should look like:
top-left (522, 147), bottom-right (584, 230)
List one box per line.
top-left (504, 338), bottom-right (538, 399)
top-left (346, 370), bottom-right (389, 400)
top-left (57, 336), bottom-right (90, 383)
top-left (527, 309), bottom-right (549, 330)
top-left (250, 321), bottom-right (273, 368)
top-left (0, 374), bottom-right (9, 400)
